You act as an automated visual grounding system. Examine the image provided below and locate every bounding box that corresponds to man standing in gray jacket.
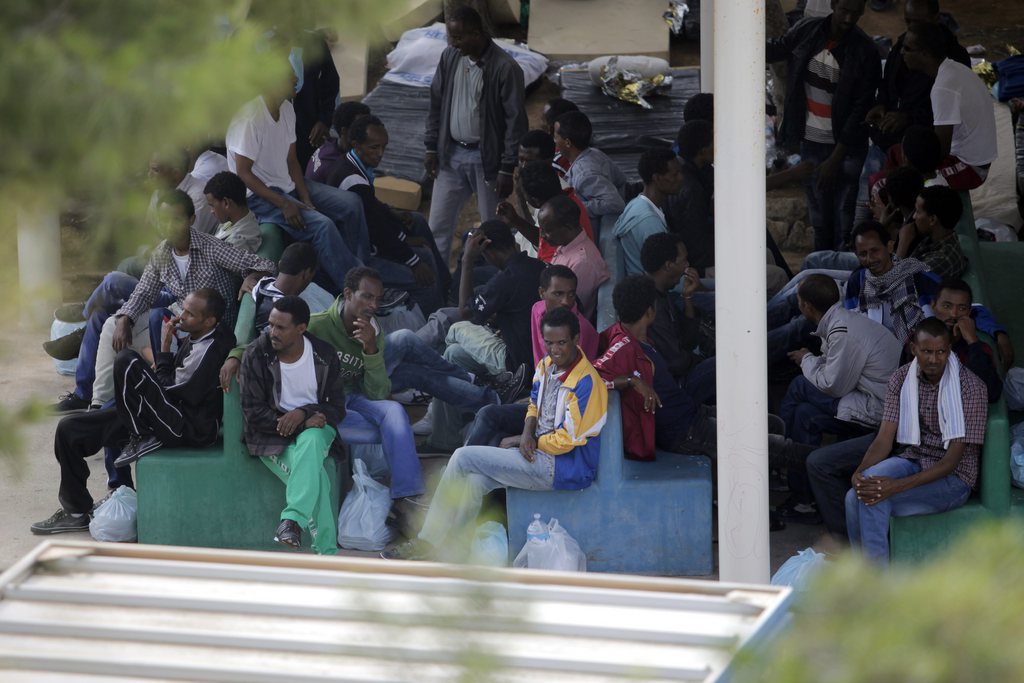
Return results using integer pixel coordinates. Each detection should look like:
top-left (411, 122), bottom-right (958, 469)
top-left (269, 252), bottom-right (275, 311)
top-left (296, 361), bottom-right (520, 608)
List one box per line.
top-left (780, 273), bottom-right (903, 446)
top-left (424, 5), bottom-right (528, 261)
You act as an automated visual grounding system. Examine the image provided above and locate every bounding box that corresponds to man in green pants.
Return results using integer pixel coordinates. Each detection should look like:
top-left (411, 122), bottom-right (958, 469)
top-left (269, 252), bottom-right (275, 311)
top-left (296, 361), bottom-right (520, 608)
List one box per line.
top-left (239, 295), bottom-right (346, 554)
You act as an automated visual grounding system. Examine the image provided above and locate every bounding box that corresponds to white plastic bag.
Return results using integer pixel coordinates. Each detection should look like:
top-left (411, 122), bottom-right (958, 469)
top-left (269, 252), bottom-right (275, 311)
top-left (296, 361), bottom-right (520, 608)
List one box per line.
top-left (383, 23), bottom-right (549, 88)
top-left (513, 518), bottom-right (586, 572)
top-left (337, 459), bottom-right (395, 551)
top-left (770, 548), bottom-right (826, 592)
top-left (89, 486), bottom-right (138, 542)
top-left (469, 521), bottom-right (509, 567)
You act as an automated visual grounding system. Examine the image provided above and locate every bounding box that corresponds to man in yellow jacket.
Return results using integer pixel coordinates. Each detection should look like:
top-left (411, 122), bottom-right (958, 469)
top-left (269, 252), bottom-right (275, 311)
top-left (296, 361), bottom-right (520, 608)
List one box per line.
top-left (382, 307), bottom-right (608, 561)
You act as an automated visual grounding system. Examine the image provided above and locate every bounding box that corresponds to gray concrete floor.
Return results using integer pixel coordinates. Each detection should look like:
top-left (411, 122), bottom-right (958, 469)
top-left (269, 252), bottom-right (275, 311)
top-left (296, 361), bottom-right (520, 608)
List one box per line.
top-left (0, 324), bottom-right (844, 577)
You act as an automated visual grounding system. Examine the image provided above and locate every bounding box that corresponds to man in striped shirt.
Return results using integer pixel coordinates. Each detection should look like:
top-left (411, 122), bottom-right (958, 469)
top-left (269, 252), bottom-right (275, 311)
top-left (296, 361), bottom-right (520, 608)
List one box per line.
top-left (768, 0), bottom-right (881, 252)
top-left (88, 190), bottom-right (275, 409)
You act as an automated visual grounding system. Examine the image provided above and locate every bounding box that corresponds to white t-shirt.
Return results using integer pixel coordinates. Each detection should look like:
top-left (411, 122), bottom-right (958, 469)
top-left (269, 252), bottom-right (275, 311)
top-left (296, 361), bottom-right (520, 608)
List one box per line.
top-left (931, 58), bottom-right (998, 168)
top-left (171, 251), bottom-right (190, 282)
top-left (182, 150), bottom-right (228, 235)
top-left (226, 96), bottom-right (297, 195)
top-left (279, 337), bottom-right (318, 412)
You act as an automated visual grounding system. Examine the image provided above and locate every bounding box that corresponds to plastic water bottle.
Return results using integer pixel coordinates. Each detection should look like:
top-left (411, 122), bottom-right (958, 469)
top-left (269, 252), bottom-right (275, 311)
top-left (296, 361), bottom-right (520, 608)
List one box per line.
top-left (526, 513), bottom-right (549, 543)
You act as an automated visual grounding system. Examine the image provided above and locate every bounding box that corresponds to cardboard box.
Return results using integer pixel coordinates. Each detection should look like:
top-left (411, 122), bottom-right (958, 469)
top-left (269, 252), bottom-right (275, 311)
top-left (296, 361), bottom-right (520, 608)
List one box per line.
top-left (375, 175), bottom-right (423, 211)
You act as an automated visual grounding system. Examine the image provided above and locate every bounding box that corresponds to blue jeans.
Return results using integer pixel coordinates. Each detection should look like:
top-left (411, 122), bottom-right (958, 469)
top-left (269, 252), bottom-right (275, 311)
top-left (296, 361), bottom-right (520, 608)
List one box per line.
top-left (247, 181), bottom-right (369, 293)
top-left (369, 248), bottom-right (444, 316)
top-left (684, 356), bottom-right (717, 407)
top-left (854, 143), bottom-right (888, 226)
top-left (801, 250), bottom-right (861, 272)
top-left (418, 444), bottom-right (554, 550)
top-left (767, 315), bottom-right (814, 367)
top-left (383, 328), bottom-right (498, 411)
top-left (768, 268), bottom-right (853, 313)
top-left (800, 140), bottom-right (867, 251)
top-left (336, 394), bottom-right (425, 499)
top-left (465, 403), bottom-right (528, 447)
top-left (778, 375), bottom-right (840, 446)
top-left (407, 212), bottom-right (452, 294)
top-left (845, 456), bottom-right (971, 563)
top-left (767, 291), bottom-right (800, 331)
top-left (75, 272), bottom-right (173, 401)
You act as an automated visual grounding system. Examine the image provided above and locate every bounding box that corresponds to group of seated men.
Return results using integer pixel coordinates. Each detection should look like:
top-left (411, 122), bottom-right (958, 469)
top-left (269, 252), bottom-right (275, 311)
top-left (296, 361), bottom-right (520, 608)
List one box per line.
top-left (32, 1), bottom-right (1017, 566)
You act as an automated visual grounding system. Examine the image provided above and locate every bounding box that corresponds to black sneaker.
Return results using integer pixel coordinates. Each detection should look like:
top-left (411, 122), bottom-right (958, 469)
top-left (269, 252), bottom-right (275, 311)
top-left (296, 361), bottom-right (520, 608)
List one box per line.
top-left (90, 490), bottom-right (116, 513)
top-left (52, 392), bottom-right (90, 414)
top-left (380, 537), bottom-right (435, 561)
top-left (387, 496), bottom-right (429, 539)
top-left (474, 369), bottom-right (512, 388)
top-left (43, 327), bottom-right (86, 361)
top-left (494, 363), bottom-right (530, 405)
top-left (377, 288), bottom-right (410, 313)
top-left (30, 509), bottom-right (90, 535)
top-left (114, 435), bottom-right (163, 467)
top-left (769, 437), bottom-right (816, 470)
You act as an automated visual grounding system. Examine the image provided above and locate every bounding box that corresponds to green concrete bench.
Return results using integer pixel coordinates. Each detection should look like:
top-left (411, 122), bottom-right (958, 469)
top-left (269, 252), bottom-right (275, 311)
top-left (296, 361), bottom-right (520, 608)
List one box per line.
top-left (890, 195), bottom-right (1017, 562)
top-left (136, 380), bottom-right (347, 552)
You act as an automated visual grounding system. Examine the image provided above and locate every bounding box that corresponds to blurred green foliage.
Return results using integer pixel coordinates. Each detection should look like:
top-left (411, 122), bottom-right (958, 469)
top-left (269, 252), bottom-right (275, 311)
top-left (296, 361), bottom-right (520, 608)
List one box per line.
top-left (0, 0), bottom-right (400, 462)
top-left (0, 0), bottom-right (400, 254)
top-left (734, 521), bottom-right (1024, 683)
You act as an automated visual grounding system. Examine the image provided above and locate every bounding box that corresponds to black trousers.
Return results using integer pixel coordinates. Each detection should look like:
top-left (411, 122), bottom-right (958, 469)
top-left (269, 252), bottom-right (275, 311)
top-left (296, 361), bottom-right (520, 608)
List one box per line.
top-left (55, 349), bottom-right (186, 513)
top-left (806, 433), bottom-right (875, 537)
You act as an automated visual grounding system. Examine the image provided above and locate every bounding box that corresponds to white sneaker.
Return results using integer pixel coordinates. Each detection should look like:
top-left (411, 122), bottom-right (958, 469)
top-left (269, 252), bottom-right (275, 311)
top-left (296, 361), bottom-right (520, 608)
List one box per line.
top-left (411, 415), bottom-right (433, 436)
top-left (411, 402), bottom-right (434, 436)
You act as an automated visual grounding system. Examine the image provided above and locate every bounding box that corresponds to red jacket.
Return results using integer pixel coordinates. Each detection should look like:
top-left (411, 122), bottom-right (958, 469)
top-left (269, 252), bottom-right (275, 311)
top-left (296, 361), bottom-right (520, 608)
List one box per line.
top-left (594, 322), bottom-right (656, 461)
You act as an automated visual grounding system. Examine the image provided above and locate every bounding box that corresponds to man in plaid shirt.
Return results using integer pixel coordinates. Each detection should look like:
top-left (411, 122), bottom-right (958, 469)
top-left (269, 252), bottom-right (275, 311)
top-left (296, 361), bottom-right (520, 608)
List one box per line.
top-left (845, 317), bottom-right (987, 563)
top-left (89, 189), bottom-right (275, 408)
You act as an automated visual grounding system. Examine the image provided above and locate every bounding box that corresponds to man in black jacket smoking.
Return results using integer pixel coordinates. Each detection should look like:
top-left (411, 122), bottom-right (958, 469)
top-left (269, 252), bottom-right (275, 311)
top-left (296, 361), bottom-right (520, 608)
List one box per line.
top-left (31, 288), bottom-right (235, 534)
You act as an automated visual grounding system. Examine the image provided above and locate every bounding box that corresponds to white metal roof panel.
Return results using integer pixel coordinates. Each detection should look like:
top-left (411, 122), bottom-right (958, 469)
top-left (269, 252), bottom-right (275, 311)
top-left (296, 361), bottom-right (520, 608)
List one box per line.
top-left (0, 542), bottom-right (792, 682)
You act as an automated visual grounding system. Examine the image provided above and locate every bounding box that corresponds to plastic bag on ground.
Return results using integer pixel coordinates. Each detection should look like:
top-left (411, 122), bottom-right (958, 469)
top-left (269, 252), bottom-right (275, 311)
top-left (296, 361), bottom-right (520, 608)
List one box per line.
top-left (512, 518), bottom-right (587, 572)
top-left (469, 521), bottom-right (509, 567)
top-left (89, 486), bottom-right (138, 542)
top-left (771, 548), bottom-right (826, 592)
top-left (337, 459), bottom-right (395, 551)
top-left (1010, 419), bottom-right (1024, 488)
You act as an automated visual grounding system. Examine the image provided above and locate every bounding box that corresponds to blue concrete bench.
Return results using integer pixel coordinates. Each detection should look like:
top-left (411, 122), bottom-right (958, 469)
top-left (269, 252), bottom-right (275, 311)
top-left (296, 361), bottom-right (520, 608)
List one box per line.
top-left (506, 392), bottom-right (714, 575)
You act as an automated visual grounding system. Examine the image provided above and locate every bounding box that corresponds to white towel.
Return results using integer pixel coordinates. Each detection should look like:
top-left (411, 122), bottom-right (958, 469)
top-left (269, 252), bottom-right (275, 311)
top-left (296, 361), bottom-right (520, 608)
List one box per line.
top-left (896, 353), bottom-right (965, 449)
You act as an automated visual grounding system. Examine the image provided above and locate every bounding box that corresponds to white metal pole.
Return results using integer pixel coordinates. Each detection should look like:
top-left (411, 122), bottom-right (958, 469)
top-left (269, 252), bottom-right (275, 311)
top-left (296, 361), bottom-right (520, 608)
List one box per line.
top-left (17, 205), bottom-right (62, 329)
top-left (713, 0), bottom-right (769, 584)
top-left (700, 0), bottom-right (714, 93)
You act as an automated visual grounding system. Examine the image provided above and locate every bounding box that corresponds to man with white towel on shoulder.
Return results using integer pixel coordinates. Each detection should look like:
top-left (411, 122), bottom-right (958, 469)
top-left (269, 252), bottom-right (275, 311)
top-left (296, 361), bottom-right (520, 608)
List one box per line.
top-left (844, 316), bottom-right (987, 563)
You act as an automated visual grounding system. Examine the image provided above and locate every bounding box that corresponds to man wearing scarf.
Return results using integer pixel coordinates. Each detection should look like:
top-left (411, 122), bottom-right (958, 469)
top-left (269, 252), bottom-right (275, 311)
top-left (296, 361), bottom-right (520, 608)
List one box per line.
top-left (843, 221), bottom-right (939, 345)
top-left (844, 317), bottom-right (987, 563)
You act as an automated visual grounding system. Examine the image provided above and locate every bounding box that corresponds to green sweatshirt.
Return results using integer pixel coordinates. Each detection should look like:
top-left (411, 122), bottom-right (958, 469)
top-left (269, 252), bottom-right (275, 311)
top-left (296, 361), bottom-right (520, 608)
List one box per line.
top-left (307, 300), bottom-right (390, 400)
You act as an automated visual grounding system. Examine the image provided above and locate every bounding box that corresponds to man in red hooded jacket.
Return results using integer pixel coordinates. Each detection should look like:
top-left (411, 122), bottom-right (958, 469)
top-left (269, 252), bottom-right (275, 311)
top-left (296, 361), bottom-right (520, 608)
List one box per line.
top-left (596, 275), bottom-right (797, 464)
top-left (594, 275), bottom-right (710, 461)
